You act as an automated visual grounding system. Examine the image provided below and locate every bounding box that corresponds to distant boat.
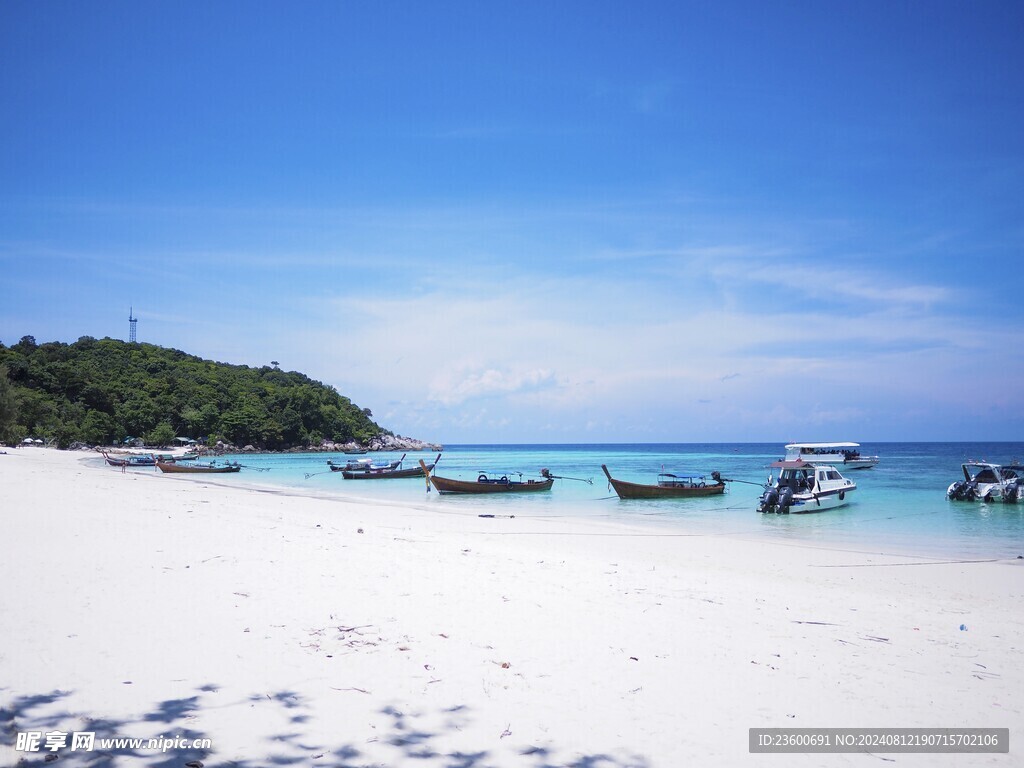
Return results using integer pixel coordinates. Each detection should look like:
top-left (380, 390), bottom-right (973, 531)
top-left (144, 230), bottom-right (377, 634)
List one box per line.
top-left (784, 442), bottom-right (879, 470)
top-left (757, 460), bottom-right (856, 513)
top-left (102, 452), bottom-right (155, 467)
top-left (343, 454), bottom-right (440, 480)
top-left (601, 465), bottom-right (726, 499)
top-left (341, 447), bottom-right (368, 455)
top-left (154, 453), bottom-right (199, 462)
top-left (102, 450), bottom-right (200, 466)
top-left (419, 459), bottom-right (554, 494)
top-left (156, 460), bottom-right (241, 474)
top-left (328, 457), bottom-right (402, 473)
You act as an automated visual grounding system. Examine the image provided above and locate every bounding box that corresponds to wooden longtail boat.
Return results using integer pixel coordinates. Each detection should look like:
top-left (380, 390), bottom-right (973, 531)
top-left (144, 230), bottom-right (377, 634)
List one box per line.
top-left (419, 460), bottom-right (554, 495)
top-left (103, 451), bottom-right (200, 467)
top-left (156, 461), bottom-right (241, 474)
top-left (601, 465), bottom-right (726, 499)
top-left (343, 454), bottom-right (440, 480)
top-left (328, 457), bottom-right (403, 473)
top-left (102, 452), bottom-right (155, 467)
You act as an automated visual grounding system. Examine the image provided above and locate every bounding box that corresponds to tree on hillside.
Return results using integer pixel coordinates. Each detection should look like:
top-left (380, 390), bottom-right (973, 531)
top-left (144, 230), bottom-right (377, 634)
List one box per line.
top-left (0, 337), bottom-right (386, 449)
top-left (146, 421), bottom-right (177, 447)
top-left (0, 365), bottom-right (19, 444)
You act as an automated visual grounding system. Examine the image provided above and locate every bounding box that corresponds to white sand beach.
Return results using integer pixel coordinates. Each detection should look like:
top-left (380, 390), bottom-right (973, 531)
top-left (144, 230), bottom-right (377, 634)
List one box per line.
top-left (2, 448), bottom-right (1022, 767)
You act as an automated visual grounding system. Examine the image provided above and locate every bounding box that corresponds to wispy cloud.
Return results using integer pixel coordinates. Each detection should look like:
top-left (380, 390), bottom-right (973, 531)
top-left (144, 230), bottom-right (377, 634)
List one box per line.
top-left (230, 243), bottom-right (1017, 441)
top-left (726, 262), bottom-right (950, 307)
top-left (429, 366), bottom-right (558, 405)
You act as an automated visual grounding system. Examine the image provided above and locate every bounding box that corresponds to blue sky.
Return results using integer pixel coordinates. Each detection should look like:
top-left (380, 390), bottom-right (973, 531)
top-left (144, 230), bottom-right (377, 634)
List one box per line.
top-left (2, 1), bottom-right (1023, 443)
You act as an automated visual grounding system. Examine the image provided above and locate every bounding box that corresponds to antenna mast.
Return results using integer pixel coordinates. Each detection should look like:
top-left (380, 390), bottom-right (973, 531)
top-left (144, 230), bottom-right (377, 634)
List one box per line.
top-left (129, 307), bottom-right (138, 343)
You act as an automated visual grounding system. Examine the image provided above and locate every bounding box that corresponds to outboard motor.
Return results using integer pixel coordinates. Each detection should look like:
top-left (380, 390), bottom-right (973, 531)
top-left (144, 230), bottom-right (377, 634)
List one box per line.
top-left (758, 487), bottom-right (779, 514)
top-left (1003, 482), bottom-right (1020, 504)
top-left (778, 486), bottom-right (794, 513)
top-left (711, 470), bottom-right (723, 486)
top-left (950, 480), bottom-right (979, 501)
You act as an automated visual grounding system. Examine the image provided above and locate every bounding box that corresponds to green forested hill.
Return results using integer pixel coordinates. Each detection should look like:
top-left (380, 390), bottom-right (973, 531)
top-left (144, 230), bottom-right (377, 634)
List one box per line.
top-left (0, 336), bottom-right (385, 449)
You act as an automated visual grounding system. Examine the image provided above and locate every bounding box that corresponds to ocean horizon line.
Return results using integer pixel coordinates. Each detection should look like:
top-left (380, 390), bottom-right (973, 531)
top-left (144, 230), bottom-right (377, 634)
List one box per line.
top-left (439, 440), bottom-right (1024, 447)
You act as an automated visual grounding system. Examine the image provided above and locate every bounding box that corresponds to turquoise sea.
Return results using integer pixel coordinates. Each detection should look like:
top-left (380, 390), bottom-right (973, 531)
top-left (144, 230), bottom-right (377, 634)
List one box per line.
top-left (196, 443), bottom-right (1024, 561)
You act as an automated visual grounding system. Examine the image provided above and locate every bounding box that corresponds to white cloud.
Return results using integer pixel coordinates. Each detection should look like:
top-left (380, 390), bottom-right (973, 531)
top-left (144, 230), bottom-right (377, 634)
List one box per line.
top-left (429, 366), bottom-right (557, 405)
top-left (228, 250), bottom-right (1024, 442)
top-left (706, 253), bottom-right (951, 308)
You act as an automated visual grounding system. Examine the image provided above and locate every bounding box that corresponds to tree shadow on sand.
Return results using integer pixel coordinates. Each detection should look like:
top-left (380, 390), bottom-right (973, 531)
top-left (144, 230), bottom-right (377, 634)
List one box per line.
top-left (2, 687), bottom-right (650, 768)
top-left (2, 689), bottom-right (210, 768)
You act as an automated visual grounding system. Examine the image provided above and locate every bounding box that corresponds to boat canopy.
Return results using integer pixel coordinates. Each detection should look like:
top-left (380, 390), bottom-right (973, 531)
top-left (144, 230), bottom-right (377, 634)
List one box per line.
top-left (785, 442), bottom-right (860, 450)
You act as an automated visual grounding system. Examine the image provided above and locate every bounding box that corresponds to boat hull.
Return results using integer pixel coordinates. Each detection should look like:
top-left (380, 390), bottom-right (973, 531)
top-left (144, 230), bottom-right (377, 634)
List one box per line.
top-left (601, 466), bottom-right (725, 499)
top-left (102, 451), bottom-right (156, 467)
top-left (428, 474), bottom-right (553, 494)
top-left (776, 488), bottom-right (853, 513)
top-left (946, 482), bottom-right (1019, 502)
top-left (156, 461), bottom-right (240, 474)
top-left (105, 458), bottom-right (155, 467)
top-left (342, 463), bottom-right (434, 480)
top-left (791, 454), bottom-right (879, 470)
top-left (418, 459), bottom-right (553, 494)
top-left (836, 458), bottom-right (878, 470)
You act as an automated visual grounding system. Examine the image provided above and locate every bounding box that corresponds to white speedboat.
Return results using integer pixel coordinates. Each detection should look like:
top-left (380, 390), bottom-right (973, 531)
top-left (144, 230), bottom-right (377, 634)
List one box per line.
top-left (757, 461), bottom-right (856, 514)
top-left (784, 442), bottom-right (879, 470)
top-left (947, 462), bottom-right (1023, 503)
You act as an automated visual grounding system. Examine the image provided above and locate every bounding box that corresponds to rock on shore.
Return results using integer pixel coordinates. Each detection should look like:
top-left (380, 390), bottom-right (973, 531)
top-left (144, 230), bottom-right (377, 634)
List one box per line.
top-left (295, 434), bottom-right (443, 453)
top-left (365, 434), bottom-right (443, 452)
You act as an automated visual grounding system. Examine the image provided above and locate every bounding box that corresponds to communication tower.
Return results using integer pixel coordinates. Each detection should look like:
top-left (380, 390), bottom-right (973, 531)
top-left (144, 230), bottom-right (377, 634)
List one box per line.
top-left (129, 307), bottom-right (138, 343)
